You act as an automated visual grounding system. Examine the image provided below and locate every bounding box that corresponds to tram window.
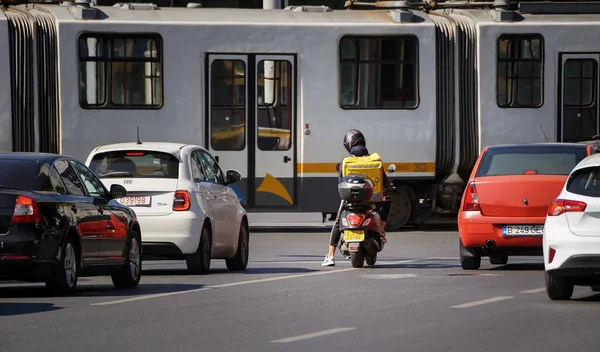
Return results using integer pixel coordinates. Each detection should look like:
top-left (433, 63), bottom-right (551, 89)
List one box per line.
top-left (338, 35), bottom-right (418, 109)
top-left (210, 59), bottom-right (246, 151)
top-left (496, 34), bottom-right (544, 108)
top-left (78, 33), bottom-right (163, 109)
top-left (257, 60), bottom-right (292, 151)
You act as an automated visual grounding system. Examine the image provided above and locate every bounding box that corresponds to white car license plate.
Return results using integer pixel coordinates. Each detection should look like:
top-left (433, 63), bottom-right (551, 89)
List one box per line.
top-left (116, 196), bottom-right (151, 207)
top-left (502, 225), bottom-right (544, 236)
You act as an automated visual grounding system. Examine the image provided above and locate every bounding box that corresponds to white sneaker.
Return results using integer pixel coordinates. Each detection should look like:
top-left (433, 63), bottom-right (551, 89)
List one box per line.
top-left (321, 255), bottom-right (335, 267)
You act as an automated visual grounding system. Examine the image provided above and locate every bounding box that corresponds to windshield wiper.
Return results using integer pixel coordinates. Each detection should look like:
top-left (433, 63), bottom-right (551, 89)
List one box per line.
top-left (100, 171), bottom-right (134, 178)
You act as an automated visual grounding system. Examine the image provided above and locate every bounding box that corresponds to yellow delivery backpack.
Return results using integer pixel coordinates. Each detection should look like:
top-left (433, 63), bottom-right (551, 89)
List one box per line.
top-left (341, 152), bottom-right (384, 201)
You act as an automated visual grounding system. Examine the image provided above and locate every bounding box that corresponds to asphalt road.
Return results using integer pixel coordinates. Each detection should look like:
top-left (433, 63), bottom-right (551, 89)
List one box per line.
top-left (1, 226), bottom-right (598, 351)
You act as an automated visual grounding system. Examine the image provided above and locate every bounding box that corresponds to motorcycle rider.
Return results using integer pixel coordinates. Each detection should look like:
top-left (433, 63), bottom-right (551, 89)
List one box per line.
top-left (321, 129), bottom-right (393, 267)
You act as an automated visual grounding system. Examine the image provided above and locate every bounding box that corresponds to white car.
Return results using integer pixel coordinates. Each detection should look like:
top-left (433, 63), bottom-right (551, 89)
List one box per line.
top-left (543, 152), bottom-right (600, 300)
top-left (84, 142), bottom-right (249, 274)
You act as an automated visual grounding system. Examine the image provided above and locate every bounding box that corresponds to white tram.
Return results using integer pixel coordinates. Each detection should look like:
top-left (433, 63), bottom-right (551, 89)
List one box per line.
top-left (0, 1), bottom-right (599, 229)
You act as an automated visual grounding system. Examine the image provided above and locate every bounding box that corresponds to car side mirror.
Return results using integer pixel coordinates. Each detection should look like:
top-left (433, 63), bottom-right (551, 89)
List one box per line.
top-left (226, 169), bottom-right (242, 185)
top-left (109, 184), bottom-right (127, 199)
top-left (336, 163), bottom-right (340, 172)
top-left (387, 164), bottom-right (396, 173)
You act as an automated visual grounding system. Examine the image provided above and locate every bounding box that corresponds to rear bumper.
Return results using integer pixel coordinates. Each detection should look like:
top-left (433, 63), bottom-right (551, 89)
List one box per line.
top-left (136, 211), bottom-right (203, 257)
top-left (0, 232), bottom-right (61, 280)
top-left (544, 222), bottom-right (600, 276)
top-left (458, 211), bottom-right (544, 249)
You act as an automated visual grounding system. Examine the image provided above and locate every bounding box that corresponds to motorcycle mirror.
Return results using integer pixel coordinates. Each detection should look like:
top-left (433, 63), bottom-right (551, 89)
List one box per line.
top-left (387, 164), bottom-right (396, 173)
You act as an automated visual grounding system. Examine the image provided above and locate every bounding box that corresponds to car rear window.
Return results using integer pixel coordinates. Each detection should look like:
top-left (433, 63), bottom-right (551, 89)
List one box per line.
top-left (89, 150), bottom-right (180, 179)
top-left (476, 146), bottom-right (588, 177)
top-left (0, 160), bottom-right (42, 190)
top-left (566, 166), bottom-right (600, 197)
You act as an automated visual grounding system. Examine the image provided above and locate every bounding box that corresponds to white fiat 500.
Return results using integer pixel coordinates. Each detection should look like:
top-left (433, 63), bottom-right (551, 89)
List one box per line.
top-left (543, 152), bottom-right (600, 300)
top-left (85, 142), bottom-right (249, 274)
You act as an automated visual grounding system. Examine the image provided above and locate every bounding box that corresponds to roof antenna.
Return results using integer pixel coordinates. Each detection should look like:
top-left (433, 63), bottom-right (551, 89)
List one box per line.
top-left (136, 126), bottom-right (142, 145)
top-left (539, 124), bottom-right (548, 142)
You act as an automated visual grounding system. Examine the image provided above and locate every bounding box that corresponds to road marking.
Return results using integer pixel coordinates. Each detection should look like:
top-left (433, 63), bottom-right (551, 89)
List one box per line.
top-left (270, 327), bottom-right (356, 343)
top-left (521, 287), bottom-right (546, 294)
top-left (451, 296), bottom-right (514, 308)
top-left (360, 274), bottom-right (417, 279)
top-left (92, 267), bottom-right (358, 306)
top-left (92, 258), bottom-right (419, 306)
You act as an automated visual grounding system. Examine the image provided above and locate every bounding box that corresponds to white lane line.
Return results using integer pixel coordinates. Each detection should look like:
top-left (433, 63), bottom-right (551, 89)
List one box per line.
top-left (92, 268), bottom-right (358, 306)
top-left (521, 287), bottom-right (546, 294)
top-left (270, 327), bottom-right (356, 343)
top-left (92, 258), bottom-right (419, 306)
top-left (451, 296), bottom-right (514, 308)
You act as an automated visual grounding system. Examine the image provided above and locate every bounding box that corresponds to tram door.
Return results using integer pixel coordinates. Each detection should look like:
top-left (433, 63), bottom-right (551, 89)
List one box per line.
top-left (559, 54), bottom-right (600, 142)
top-left (206, 54), bottom-right (296, 209)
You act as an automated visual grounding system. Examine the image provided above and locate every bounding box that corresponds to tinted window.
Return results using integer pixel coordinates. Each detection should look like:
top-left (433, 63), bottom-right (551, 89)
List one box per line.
top-left (89, 150), bottom-right (180, 179)
top-left (0, 160), bottom-right (43, 190)
top-left (567, 166), bottom-right (600, 197)
top-left (476, 146), bottom-right (588, 177)
top-left (198, 152), bottom-right (224, 184)
top-left (190, 152), bottom-right (206, 182)
top-left (70, 160), bottom-right (107, 197)
top-left (54, 159), bottom-right (86, 196)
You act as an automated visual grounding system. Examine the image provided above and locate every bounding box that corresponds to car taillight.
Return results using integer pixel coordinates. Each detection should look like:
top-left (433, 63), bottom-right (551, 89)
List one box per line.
top-left (462, 181), bottom-right (480, 211)
top-left (11, 195), bottom-right (41, 224)
top-left (547, 199), bottom-right (587, 216)
top-left (173, 190), bottom-right (191, 211)
top-left (347, 214), bottom-right (365, 226)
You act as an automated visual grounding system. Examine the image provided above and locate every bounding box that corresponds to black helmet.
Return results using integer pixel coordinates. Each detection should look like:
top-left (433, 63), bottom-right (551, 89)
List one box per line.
top-left (343, 129), bottom-right (366, 153)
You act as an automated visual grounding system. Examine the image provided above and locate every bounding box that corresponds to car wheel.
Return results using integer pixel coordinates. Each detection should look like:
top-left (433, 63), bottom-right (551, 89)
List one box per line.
top-left (459, 240), bottom-right (481, 270)
top-left (46, 236), bottom-right (79, 295)
top-left (545, 272), bottom-right (574, 300)
top-left (186, 226), bottom-right (211, 274)
top-left (111, 230), bottom-right (142, 289)
top-left (489, 254), bottom-right (508, 265)
top-left (226, 221), bottom-right (249, 271)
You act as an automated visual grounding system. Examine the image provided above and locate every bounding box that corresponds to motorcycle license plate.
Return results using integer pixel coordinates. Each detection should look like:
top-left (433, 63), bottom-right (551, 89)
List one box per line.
top-left (344, 230), bottom-right (365, 242)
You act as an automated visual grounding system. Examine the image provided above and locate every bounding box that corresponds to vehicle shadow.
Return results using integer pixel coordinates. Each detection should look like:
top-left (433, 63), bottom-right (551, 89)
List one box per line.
top-left (142, 267), bottom-right (319, 276)
top-left (0, 302), bottom-right (63, 316)
top-left (371, 262), bottom-right (461, 270)
top-left (572, 293), bottom-right (600, 302)
top-left (0, 283), bottom-right (204, 299)
top-left (486, 263), bottom-right (545, 271)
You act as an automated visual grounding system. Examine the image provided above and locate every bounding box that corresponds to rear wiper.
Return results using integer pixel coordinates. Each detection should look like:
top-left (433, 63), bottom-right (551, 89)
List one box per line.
top-left (100, 171), bottom-right (134, 178)
top-left (0, 184), bottom-right (22, 190)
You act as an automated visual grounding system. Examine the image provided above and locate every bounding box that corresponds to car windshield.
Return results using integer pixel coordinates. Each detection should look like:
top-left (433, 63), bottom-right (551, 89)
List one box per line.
top-left (476, 146), bottom-right (588, 177)
top-left (0, 160), bottom-right (42, 190)
top-left (89, 150), bottom-right (180, 179)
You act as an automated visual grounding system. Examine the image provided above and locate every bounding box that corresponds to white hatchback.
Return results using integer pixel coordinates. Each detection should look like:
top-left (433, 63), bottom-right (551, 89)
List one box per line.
top-left (543, 153), bottom-right (600, 300)
top-left (85, 142), bottom-right (249, 274)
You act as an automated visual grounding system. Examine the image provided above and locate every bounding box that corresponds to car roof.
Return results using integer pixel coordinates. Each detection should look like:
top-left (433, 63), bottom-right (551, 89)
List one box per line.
top-left (90, 142), bottom-right (208, 155)
top-left (573, 153), bottom-right (600, 170)
top-left (0, 152), bottom-right (63, 163)
top-left (487, 142), bottom-right (589, 150)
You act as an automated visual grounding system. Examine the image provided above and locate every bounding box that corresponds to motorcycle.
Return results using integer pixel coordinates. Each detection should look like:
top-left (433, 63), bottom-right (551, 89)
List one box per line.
top-left (336, 164), bottom-right (396, 268)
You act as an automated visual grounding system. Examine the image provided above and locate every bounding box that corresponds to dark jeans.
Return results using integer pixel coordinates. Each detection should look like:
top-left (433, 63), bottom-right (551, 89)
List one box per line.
top-left (329, 201), bottom-right (391, 247)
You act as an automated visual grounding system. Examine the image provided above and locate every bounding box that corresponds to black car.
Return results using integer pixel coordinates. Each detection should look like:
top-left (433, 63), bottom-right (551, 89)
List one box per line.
top-left (0, 153), bottom-right (142, 295)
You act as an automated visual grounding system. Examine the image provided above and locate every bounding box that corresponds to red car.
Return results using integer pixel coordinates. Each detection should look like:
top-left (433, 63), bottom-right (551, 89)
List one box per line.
top-left (457, 143), bottom-right (593, 270)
